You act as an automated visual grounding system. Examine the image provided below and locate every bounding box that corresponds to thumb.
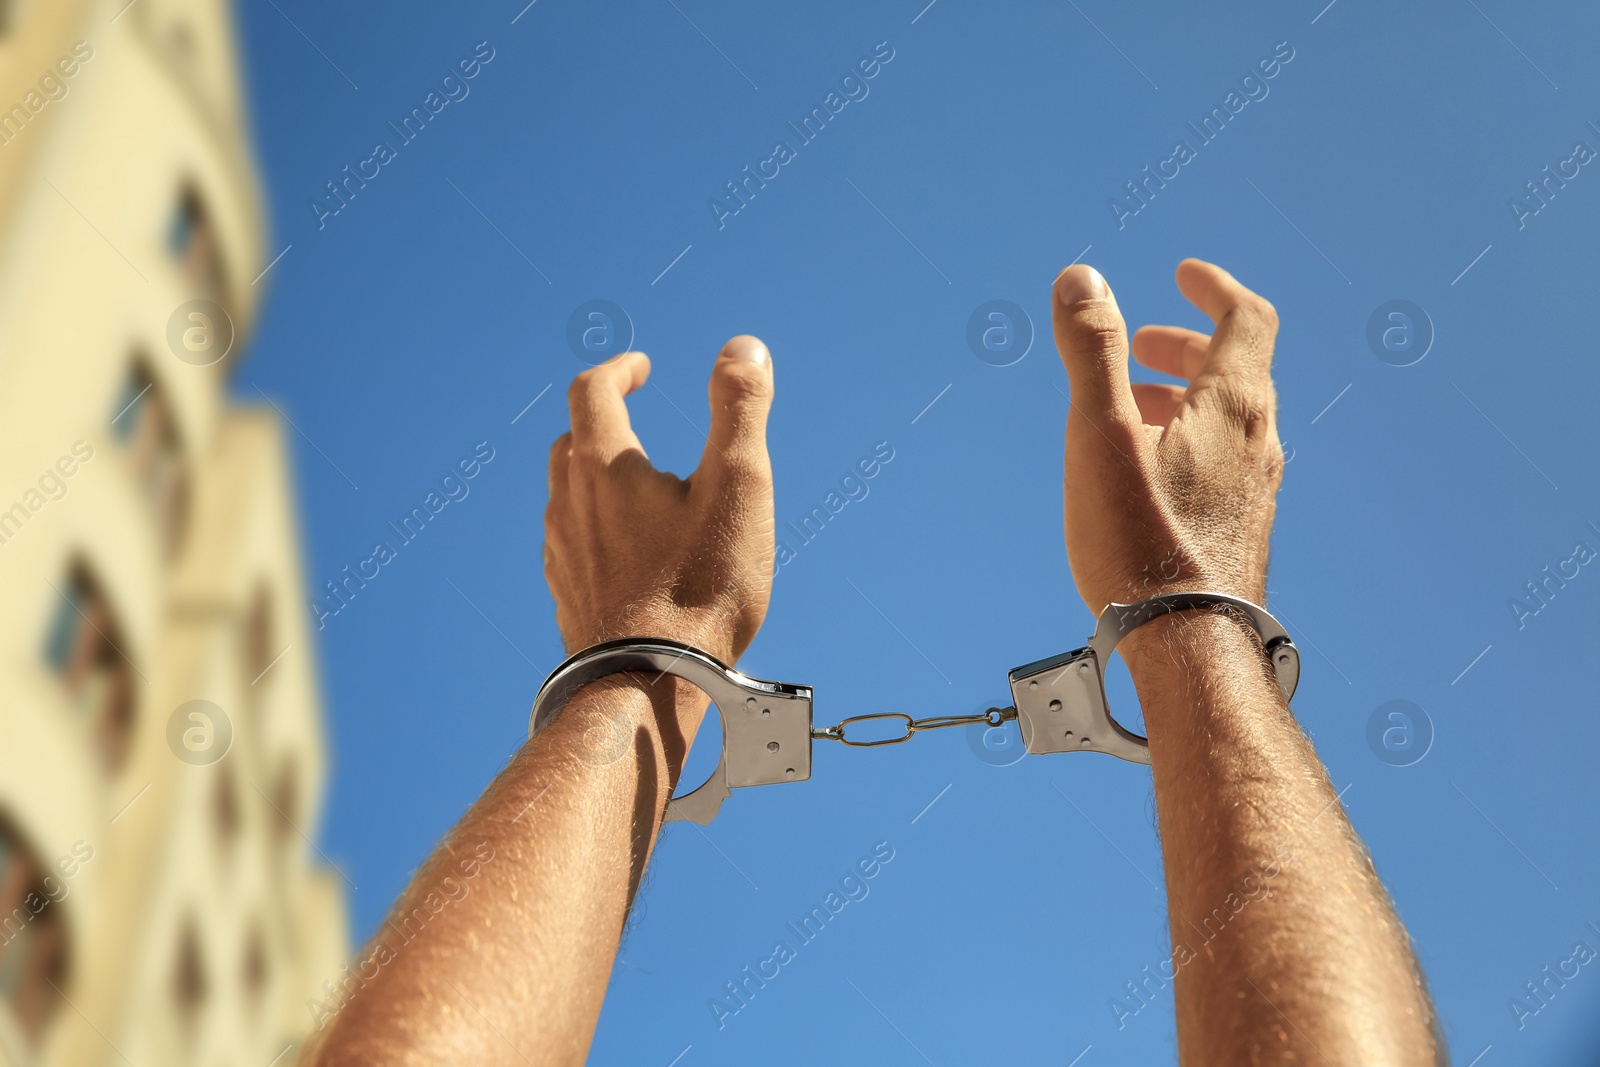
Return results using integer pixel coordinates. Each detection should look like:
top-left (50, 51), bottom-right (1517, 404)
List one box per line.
top-left (701, 334), bottom-right (775, 478)
top-left (1051, 265), bottom-right (1139, 428)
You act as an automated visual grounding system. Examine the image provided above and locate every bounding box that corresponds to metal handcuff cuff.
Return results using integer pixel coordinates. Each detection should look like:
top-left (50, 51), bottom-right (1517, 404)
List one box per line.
top-left (528, 592), bottom-right (1300, 824)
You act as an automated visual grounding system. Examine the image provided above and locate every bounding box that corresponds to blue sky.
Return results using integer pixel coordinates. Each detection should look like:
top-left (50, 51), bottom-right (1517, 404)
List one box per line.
top-left (234, 1), bottom-right (1599, 1062)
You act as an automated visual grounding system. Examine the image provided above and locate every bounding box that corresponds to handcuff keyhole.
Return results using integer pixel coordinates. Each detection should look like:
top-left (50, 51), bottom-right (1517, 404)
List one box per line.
top-left (766, 741), bottom-right (779, 752)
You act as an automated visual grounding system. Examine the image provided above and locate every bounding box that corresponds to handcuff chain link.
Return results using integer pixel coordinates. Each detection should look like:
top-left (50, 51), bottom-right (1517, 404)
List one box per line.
top-left (811, 707), bottom-right (1017, 748)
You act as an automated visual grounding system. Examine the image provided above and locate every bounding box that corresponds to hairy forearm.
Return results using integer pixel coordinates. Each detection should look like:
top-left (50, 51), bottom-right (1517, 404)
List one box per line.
top-left (1125, 611), bottom-right (1438, 1065)
top-left (302, 676), bottom-right (707, 1067)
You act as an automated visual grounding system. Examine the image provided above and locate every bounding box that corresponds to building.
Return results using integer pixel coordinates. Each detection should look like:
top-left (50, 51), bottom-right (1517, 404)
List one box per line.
top-left (0, 0), bottom-right (349, 1064)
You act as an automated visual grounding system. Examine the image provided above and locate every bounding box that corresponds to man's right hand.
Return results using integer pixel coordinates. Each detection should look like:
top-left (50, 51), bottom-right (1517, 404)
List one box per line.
top-left (1051, 259), bottom-right (1285, 615)
top-left (544, 339), bottom-right (777, 668)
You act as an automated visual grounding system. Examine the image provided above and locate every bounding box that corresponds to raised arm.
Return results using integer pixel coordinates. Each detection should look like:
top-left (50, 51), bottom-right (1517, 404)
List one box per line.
top-left (1051, 260), bottom-right (1440, 1064)
top-left (301, 338), bottom-right (778, 1066)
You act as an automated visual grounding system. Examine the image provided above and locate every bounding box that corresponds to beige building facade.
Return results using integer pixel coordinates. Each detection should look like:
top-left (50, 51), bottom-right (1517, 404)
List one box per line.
top-left (0, 0), bottom-right (349, 1063)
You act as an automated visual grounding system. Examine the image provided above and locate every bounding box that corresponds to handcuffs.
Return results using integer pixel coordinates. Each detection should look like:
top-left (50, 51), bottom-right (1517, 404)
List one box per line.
top-left (528, 592), bottom-right (1300, 824)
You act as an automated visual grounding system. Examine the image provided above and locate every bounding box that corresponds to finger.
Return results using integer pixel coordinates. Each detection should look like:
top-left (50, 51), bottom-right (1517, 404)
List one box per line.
top-left (547, 432), bottom-right (572, 498)
top-left (1051, 265), bottom-right (1140, 428)
top-left (567, 351), bottom-right (651, 460)
top-left (1174, 258), bottom-right (1278, 383)
top-left (1130, 382), bottom-right (1188, 428)
top-left (700, 335), bottom-right (774, 480)
top-left (1131, 325), bottom-right (1210, 381)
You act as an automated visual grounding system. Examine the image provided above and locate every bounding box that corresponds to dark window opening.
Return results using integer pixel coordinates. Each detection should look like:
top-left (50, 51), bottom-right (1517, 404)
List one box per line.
top-left (243, 584), bottom-right (274, 687)
top-left (269, 761), bottom-right (299, 844)
top-left (110, 358), bottom-right (190, 558)
top-left (171, 917), bottom-right (208, 1026)
top-left (242, 924), bottom-right (268, 1008)
top-left (212, 763), bottom-right (240, 846)
top-left (168, 21), bottom-right (195, 58)
top-left (43, 562), bottom-right (136, 773)
top-left (167, 184), bottom-right (228, 303)
top-left (0, 815), bottom-right (69, 1046)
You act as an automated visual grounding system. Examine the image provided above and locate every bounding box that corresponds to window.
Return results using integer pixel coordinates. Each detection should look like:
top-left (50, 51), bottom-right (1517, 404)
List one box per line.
top-left (242, 584), bottom-right (274, 688)
top-left (212, 763), bottom-right (240, 846)
top-left (0, 816), bottom-right (68, 1046)
top-left (242, 586), bottom-right (277, 733)
top-left (168, 20), bottom-right (194, 58)
top-left (241, 923), bottom-right (268, 1011)
top-left (167, 184), bottom-right (227, 301)
top-left (44, 563), bottom-right (136, 773)
top-left (111, 359), bottom-right (190, 557)
top-left (171, 917), bottom-right (207, 1027)
top-left (269, 761), bottom-right (299, 844)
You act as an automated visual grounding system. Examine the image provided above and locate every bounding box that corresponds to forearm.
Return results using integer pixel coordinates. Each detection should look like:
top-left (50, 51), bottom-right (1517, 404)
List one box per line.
top-left (303, 675), bottom-right (707, 1067)
top-left (300, 337), bottom-right (778, 1063)
top-left (1125, 611), bottom-right (1438, 1065)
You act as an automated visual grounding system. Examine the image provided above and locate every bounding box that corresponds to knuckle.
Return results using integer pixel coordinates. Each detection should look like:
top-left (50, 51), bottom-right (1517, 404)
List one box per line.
top-left (1265, 438), bottom-right (1287, 480)
top-left (1214, 380), bottom-right (1275, 438)
top-left (1256, 298), bottom-right (1280, 332)
top-left (1217, 312), bottom-right (1262, 354)
top-left (1063, 308), bottom-right (1127, 357)
top-left (567, 365), bottom-right (617, 402)
top-left (569, 446), bottom-right (606, 473)
top-left (713, 361), bottom-right (774, 405)
top-left (1236, 293), bottom-right (1279, 334)
top-left (566, 373), bottom-right (594, 407)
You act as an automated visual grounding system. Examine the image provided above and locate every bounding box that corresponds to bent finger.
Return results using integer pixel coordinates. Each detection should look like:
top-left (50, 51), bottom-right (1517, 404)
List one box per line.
top-left (567, 351), bottom-right (650, 461)
top-left (1131, 382), bottom-right (1188, 429)
top-left (1132, 324), bottom-right (1210, 382)
top-left (1174, 258), bottom-right (1278, 385)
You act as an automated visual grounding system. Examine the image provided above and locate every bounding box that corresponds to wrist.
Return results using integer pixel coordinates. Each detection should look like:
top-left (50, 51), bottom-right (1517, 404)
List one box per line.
top-left (542, 672), bottom-right (710, 783)
top-left (1119, 608), bottom-right (1273, 691)
top-left (546, 612), bottom-right (750, 778)
top-left (567, 606), bottom-right (743, 667)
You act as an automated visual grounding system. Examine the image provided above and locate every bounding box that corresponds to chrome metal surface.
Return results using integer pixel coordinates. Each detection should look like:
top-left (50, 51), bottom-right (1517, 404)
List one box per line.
top-left (528, 638), bottom-right (812, 825)
top-left (528, 594), bottom-right (1298, 821)
top-left (1009, 592), bottom-right (1300, 765)
top-left (811, 707), bottom-right (1016, 747)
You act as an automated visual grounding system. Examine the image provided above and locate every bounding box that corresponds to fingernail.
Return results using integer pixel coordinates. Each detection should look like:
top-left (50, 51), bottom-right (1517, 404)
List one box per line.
top-left (721, 335), bottom-right (770, 364)
top-left (1055, 264), bottom-right (1109, 306)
